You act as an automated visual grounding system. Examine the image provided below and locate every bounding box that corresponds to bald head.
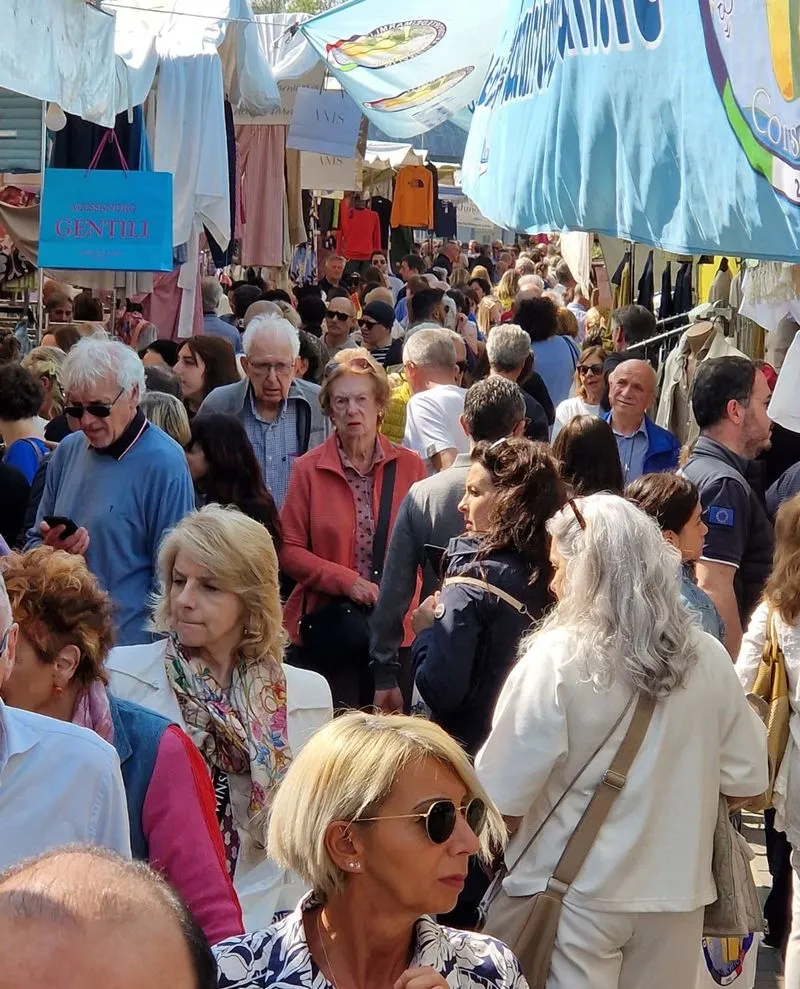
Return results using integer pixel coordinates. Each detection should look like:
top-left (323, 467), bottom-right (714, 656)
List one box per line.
top-left (608, 359), bottom-right (657, 423)
top-left (0, 848), bottom-right (215, 989)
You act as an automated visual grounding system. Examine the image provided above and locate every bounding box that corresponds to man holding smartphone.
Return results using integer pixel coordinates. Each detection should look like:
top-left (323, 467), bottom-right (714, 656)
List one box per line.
top-left (26, 337), bottom-right (195, 646)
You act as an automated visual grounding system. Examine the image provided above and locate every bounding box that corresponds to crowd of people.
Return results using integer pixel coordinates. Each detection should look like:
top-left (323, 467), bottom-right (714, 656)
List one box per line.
top-left (0, 234), bottom-right (796, 989)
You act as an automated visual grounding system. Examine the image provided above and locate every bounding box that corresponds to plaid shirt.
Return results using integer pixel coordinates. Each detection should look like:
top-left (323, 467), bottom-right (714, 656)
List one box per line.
top-left (242, 389), bottom-right (299, 509)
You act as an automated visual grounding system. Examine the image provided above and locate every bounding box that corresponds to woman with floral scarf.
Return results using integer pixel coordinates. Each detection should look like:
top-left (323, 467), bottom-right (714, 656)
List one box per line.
top-left (106, 504), bottom-right (334, 931)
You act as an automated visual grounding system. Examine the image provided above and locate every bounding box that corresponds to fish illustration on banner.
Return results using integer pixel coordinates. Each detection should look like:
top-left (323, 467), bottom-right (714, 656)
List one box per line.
top-left (462, 0), bottom-right (800, 261)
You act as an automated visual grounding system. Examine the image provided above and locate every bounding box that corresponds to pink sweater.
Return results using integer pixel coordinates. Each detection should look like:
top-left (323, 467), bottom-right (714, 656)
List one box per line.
top-left (142, 725), bottom-right (244, 944)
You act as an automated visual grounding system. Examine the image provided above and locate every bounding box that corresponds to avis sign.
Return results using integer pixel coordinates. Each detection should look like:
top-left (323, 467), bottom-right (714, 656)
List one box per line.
top-left (39, 168), bottom-right (173, 272)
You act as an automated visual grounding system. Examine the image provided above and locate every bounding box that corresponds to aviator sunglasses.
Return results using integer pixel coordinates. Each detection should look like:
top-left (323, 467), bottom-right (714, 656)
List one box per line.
top-left (356, 796), bottom-right (487, 844)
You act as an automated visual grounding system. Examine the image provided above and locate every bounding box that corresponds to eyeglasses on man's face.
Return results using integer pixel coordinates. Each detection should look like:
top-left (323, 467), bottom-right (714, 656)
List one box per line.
top-left (64, 388), bottom-right (124, 420)
top-left (247, 360), bottom-right (294, 379)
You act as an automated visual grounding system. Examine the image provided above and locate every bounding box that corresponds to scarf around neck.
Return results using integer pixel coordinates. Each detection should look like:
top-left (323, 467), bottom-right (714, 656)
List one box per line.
top-left (164, 634), bottom-right (293, 845)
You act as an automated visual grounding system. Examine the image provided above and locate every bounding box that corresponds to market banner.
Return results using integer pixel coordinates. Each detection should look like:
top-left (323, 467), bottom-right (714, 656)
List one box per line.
top-left (39, 168), bottom-right (173, 272)
top-left (462, 0), bottom-right (800, 261)
top-left (299, 0), bottom-right (509, 138)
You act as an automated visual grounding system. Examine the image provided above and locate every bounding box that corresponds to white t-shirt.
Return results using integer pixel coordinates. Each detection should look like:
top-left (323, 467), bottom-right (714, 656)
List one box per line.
top-left (551, 397), bottom-right (601, 440)
top-left (403, 384), bottom-right (469, 473)
top-left (476, 626), bottom-right (767, 911)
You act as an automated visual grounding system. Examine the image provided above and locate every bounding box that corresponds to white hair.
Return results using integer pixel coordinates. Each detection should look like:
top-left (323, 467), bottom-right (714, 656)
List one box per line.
top-left (62, 337), bottom-right (146, 397)
top-left (487, 324), bottom-right (530, 371)
top-left (528, 493), bottom-right (700, 698)
top-left (402, 328), bottom-right (456, 368)
top-left (242, 315), bottom-right (300, 361)
top-left (518, 274), bottom-right (545, 293)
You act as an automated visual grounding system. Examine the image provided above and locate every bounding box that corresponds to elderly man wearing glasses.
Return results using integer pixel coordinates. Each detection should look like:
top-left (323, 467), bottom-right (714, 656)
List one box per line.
top-left (0, 573), bottom-right (131, 869)
top-left (199, 315), bottom-right (329, 508)
top-left (25, 337), bottom-right (194, 647)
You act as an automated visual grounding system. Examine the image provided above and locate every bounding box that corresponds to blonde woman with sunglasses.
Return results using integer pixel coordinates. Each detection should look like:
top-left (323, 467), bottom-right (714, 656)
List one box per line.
top-left (214, 713), bottom-right (522, 989)
top-left (550, 344), bottom-right (606, 440)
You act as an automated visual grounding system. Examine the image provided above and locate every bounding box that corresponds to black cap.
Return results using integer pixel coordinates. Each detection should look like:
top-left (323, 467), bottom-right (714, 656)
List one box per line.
top-left (361, 301), bottom-right (396, 329)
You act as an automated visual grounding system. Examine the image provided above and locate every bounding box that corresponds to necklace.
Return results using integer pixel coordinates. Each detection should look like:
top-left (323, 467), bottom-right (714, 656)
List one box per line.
top-left (317, 912), bottom-right (340, 989)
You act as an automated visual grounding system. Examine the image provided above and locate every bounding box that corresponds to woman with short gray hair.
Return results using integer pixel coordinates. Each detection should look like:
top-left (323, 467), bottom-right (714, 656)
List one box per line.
top-left (477, 493), bottom-right (767, 989)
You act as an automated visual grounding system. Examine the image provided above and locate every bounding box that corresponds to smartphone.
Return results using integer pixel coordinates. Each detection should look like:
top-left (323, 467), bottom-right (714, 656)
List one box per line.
top-left (42, 515), bottom-right (79, 539)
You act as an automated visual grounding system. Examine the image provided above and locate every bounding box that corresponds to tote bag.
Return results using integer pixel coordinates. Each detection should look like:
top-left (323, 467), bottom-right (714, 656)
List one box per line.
top-left (39, 165), bottom-right (173, 272)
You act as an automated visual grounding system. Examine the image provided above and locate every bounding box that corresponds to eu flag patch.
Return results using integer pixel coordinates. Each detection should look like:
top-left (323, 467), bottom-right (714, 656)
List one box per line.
top-left (708, 505), bottom-right (735, 527)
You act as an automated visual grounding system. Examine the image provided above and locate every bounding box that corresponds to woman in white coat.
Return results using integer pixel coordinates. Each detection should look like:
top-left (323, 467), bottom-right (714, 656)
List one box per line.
top-left (107, 504), bottom-right (332, 931)
top-left (737, 492), bottom-right (800, 987)
top-left (476, 493), bottom-right (767, 989)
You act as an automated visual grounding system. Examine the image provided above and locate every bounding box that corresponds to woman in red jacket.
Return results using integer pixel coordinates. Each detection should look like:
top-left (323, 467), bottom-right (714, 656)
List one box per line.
top-left (280, 349), bottom-right (426, 709)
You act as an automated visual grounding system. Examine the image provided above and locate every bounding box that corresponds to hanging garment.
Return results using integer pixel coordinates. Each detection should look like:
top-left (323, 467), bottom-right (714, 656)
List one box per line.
top-left (205, 100), bottom-right (236, 269)
top-left (390, 226), bottom-right (415, 269)
top-left (236, 124), bottom-right (285, 267)
top-left (290, 244), bottom-right (316, 285)
top-left (50, 108), bottom-right (144, 170)
top-left (672, 262), bottom-right (693, 314)
top-left (337, 201), bottom-right (381, 261)
top-left (658, 262), bottom-right (674, 320)
top-left (707, 258), bottom-right (732, 305)
top-left (434, 200), bottom-right (457, 239)
top-left (371, 196), bottom-right (392, 250)
top-left (424, 162), bottom-right (439, 229)
top-left (285, 147), bottom-right (307, 247)
top-left (143, 267), bottom-right (203, 342)
top-left (390, 166), bottom-right (434, 229)
top-left (636, 250), bottom-right (655, 311)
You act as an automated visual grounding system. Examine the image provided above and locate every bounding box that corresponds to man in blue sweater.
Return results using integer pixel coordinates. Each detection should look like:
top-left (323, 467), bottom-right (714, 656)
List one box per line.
top-left (26, 338), bottom-right (195, 646)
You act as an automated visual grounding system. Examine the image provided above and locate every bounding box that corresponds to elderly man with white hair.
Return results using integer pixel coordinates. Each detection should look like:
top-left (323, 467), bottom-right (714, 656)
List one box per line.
top-left (199, 314), bottom-right (328, 506)
top-left (605, 358), bottom-right (680, 484)
top-left (402, 329), bottom-right (469, 473)
top-left (26, 338), bottom-right (194, 646)
top-left (0, 575), bottom-right (130, 868)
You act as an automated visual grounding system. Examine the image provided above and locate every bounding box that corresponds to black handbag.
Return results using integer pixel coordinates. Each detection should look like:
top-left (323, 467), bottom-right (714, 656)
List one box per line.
top-left (299, 460), bottom-right (397, 671)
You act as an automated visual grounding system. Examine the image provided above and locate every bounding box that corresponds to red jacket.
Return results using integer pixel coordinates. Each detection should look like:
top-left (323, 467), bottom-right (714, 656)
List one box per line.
top-left (337, 204), bottom-right (382, 261)
top-left (280, 433), bottom-right (426, 645)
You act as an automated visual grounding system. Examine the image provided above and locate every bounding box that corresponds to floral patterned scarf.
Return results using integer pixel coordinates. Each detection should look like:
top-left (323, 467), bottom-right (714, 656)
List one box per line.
top-left (72, 682), bottom-right (115, 743)
top-left (164, 634), bottom-right (293, 845)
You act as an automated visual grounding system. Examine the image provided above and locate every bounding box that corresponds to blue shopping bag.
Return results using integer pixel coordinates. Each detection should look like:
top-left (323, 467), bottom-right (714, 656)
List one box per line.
top-left (39, 164), bottom-right (173, 273)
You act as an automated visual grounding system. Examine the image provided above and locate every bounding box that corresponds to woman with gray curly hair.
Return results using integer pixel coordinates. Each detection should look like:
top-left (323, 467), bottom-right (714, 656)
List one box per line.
top-left (476, 493), bottom-right (767, 989)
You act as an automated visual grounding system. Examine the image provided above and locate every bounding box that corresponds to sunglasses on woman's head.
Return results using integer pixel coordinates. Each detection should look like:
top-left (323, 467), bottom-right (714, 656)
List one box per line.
top-left (577, 363), bottom-right (604, 376)
top-left (326, 310), bottom-right (351, 322)
top-left (64, 389), bottom-right (124, 420)
top-left (324, 356), bottom-right (373, 377)
top-left (356, 797), bottom-right (487, 844)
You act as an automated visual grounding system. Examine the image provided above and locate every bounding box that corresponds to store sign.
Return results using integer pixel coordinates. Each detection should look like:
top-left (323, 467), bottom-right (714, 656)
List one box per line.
top-left (286, 88), bottom-right (362, 157)
top-left (39, 168), bottom-right (173, 272)
top-left (300, 153), bottom-right (358, 191)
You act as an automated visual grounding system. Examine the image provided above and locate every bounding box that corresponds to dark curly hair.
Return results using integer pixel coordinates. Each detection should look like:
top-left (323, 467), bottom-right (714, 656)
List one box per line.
top-left (471, 438), bottom-right (566, 581)
top-left (514, 296), bottom-right (560, 342)
top-left (0, 362), bottom-right (44, 421)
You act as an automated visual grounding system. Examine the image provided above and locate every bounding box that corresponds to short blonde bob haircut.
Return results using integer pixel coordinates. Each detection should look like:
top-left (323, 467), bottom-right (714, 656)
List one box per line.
top-left (319, 347), bottom-right (391, 419)
top-left (153, 504), bottom-right (286, 668)
top-left (140, 391), bottom-right (191, 448)
top-left (267, 711), bottom-right (507, 900)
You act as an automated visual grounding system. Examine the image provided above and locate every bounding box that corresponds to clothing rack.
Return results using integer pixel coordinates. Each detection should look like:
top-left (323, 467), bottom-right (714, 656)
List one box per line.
top-left (625, 313), bottom-right (692, 355)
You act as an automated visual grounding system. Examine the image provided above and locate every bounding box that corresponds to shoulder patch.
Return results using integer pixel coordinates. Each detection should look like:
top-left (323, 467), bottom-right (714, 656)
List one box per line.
top-left (708, 505), bottom-right (735, 527)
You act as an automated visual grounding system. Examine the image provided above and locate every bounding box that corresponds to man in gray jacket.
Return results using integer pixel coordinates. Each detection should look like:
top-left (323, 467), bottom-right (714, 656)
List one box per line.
top-left (371, 376), bottom-right (527, 712)
top-left (198, 314), bottom-right (329, 507)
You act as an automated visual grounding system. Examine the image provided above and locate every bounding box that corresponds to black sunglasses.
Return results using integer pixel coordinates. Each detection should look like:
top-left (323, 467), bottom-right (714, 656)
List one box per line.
top-left (357, 797), bottom-right (487, 844)
top-left (64, 388), bottom-right (124, 420)
top-left (327, 310), bottom-right (351, 322)
top-left (359, 318), bottom-right (378, 330)
top-left (577, 363), bottom-right (604, 376)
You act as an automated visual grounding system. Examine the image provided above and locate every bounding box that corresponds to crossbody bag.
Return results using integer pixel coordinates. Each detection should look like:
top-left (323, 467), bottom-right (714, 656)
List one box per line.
top-left (479, 692), bottom-right (656, 989)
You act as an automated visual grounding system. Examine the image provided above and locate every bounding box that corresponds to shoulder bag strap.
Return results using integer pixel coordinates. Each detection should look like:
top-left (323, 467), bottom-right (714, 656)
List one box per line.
top-left (443, 575), bottom-right (530, 617)
top-left (370, 459), bottom-right (397, 583)
top-left (504, 695), bottom-right (636, 875)
top-left (548, 692), bottom-right (656, 893)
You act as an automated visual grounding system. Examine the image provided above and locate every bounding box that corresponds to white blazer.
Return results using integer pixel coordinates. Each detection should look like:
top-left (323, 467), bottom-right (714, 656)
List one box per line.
top-left (106, 639), bottom-right (333, 931)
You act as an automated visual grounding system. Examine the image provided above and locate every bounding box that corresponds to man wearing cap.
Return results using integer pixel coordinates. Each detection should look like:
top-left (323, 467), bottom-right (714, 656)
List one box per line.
top-left (359, 301), bottom-right (403, 368)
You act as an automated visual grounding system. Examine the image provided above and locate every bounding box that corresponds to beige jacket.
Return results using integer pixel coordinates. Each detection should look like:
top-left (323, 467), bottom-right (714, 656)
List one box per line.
top-left (656, 327), bottom-right (745, 446)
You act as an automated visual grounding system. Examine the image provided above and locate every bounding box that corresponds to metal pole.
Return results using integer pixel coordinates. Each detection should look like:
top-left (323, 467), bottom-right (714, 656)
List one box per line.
top-left (36, 100), bottom-right (47, 341)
